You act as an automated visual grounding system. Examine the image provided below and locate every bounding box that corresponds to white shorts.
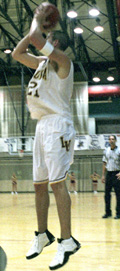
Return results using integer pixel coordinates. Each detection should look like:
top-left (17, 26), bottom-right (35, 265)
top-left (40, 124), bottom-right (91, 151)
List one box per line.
top-left (33, 115), bottom-right (75, 185)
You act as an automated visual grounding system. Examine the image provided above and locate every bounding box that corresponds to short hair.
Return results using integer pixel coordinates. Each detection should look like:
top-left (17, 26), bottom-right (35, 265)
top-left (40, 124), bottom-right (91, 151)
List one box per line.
top-left (109, 135), bottom-right (117, 140)
top-left (52, 30), bottom-right (69, 51)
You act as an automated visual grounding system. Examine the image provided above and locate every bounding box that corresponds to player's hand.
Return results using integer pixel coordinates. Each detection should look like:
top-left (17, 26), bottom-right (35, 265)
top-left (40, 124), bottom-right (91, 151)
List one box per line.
top-left (116, 172), bottom-right (120, 180)
top-left (101, 176), bottom-right (105, 183)
top-left (34, 4), bottom-right (53, 32)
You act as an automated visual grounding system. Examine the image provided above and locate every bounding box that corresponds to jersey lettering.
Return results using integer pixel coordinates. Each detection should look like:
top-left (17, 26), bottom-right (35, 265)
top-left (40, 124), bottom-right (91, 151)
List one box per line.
top-left (27, 67), bottom-right (47, 97)
top-left (60, 136), bottom-right (71, 152)
top-left (34, 89), bottom-right (39, 97)
top-left (27, 91), bottom-right (32, 96)
top-left (27, 88), bottom-right (39, 97)
top-left (34, 68), bottom-right (47, 80)
top-left (27, 82), bottom-right (38, 96)
top-left (29, 81), bottom-right (37, 88)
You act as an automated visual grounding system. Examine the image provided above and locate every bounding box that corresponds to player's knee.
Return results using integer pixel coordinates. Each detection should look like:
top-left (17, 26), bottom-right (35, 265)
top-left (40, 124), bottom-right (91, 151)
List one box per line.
top-left (51, 181), bottom-right (68, 195)
top-left (34, 183), bottom-right (48, 193)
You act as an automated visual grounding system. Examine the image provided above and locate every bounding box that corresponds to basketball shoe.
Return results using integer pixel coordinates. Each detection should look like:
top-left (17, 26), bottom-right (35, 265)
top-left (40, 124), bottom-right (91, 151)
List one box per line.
top-left (49, 236), bottom-right (81, 270)
top-left (26, 230), bottom-right (55, 259)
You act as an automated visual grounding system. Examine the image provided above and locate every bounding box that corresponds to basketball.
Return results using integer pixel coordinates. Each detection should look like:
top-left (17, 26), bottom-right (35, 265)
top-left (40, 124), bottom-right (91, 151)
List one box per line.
top-left (35, 2), bottom-right (60, 29)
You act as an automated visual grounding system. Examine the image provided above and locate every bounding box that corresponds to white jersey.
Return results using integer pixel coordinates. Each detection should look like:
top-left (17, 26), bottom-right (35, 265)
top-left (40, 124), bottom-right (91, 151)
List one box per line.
top-left (102, 146), bottom-right (120, 171)
top-left (27, 58), bottom-right (73, 120)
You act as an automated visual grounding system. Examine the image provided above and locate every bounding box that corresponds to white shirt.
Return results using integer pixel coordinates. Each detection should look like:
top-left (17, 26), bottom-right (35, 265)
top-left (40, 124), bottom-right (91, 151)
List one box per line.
top-left (102, 146), bottom-right (120, 171)
top-left (27, 58), bottom-right (73, 121)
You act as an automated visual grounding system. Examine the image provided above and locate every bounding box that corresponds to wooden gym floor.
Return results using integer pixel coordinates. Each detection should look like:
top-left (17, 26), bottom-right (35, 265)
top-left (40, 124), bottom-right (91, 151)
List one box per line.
top-left (0, 192), bottom-right (120, 271)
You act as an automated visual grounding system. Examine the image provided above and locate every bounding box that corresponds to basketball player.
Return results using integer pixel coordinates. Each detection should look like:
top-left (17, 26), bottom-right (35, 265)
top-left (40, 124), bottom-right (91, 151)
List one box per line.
top-left (90, 171), bottom-right (100, 194)
top-left (102, 135), bottom-right (120, 219)
top-left (12, 3), bottom-right (80, 270)
top-left (69, 171), bottom-right (77, 194)
top-left (11, 173), bottom-right (18, 194)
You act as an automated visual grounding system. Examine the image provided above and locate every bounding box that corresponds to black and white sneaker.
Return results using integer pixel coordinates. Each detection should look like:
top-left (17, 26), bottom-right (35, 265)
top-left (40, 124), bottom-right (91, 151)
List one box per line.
top-left (49, 236), bottom-right (81, 270)
top-left (26, 230), bottom-right (55, 260)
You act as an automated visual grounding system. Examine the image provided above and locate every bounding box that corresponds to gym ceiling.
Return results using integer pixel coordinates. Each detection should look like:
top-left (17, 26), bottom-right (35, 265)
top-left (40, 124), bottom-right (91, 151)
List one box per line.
top-left (0, 0), bottom-right (120, 85)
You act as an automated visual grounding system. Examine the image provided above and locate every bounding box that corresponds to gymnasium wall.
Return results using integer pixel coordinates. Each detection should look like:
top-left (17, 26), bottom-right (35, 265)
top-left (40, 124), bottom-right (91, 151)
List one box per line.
top-left (0, 150), bottom-right (104, 193)
top-left (0, 86), bottom-right (37, 137)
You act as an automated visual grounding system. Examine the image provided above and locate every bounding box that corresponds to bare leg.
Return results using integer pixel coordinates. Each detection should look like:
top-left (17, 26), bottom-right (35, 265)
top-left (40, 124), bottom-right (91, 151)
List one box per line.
top-left (12, 184), bottom-right (13, 192)
top-left (95, 183), bottom-right (97, 191)
top-left (15, 184), bottom-right (17, 192)
top-left (51, 181), bottom-right (71, 239)
top-left (93, 183), bottom-right (97, 192)
top-left (34, 183), bottom-right (49, 233)
top-left (73, 183), bottom-right (76, 191)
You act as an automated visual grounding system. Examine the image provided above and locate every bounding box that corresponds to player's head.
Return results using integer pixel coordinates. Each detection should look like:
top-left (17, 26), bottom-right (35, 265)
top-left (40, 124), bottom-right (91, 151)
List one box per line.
top-left (109, 135), bottom-right (116, 141)
top-left (47, 31), bottom-right (69, 51)
top-left (109, 135), bottom-right (117, 148)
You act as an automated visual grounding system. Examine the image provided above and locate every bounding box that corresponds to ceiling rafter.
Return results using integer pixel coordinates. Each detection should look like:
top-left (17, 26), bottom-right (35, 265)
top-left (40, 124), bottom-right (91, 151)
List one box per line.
top-left (0, 24), bottom-right (17, 46)
top-left (0, 24), bottom-right (39, 60)
top-left (21, 0), bottom-right (33, 17)
top-left (60, 0), bottom-right (88, 80)
top-left (1, 0), bottom-right (11, 12)
top-left (0, 4), bottom-right (23, 37)
top-left (80, 20), bottom-right (113, 46)
top-left (0, 0), bottom-right (119, 84)
top-left (105, 0), bottom-right (120, 74)
top-left (82, 0), bottom-right (108, 17)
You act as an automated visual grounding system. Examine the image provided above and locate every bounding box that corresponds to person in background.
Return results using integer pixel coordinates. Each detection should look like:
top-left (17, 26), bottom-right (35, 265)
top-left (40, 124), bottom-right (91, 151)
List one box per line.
top-left (12, 2), bottom-right (80, 270)
top-left (90, 171), bottom-right (100, 194)
top-left (69, 171), bottom-right (77, 194)
top-left (11, 173), bottom-right (18, 194)
top-left (101, 135), bottom-right (120, 219)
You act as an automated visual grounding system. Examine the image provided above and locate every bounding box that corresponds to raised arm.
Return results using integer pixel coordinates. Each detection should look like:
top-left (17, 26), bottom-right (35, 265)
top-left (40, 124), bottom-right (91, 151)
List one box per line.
top-left (29, 5), bottom-right (70, 77)
top-left (12, 3), bottom-right (70, 76)
top-left (12, 34), bottom-right (42, 69)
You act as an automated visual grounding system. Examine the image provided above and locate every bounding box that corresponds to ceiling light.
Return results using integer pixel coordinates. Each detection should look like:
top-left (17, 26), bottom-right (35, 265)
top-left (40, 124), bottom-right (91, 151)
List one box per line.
top-left (93, 77), bottom-right (101, 82)
top-left (89, 8), bottom-right (100, 16)
top-left (89, 0), bottom-right (99, 16)
top-left (94, 18), bottom-right (104, 32)
top-left (107, 76), bottom-right (114, 81)
top-left (4, 49), bottom-right (12, 54)
top-left (67, 10), bottom-right (78, 18)
top-left (74, 27), bottom-right (83, 34)
top-left (94, 25), bottom-right (104, 32)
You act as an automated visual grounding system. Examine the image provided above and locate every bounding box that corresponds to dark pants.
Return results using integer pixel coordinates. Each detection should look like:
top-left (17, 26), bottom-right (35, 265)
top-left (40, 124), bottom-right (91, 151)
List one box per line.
top-left (104, 171), bottom-right (120, 216)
